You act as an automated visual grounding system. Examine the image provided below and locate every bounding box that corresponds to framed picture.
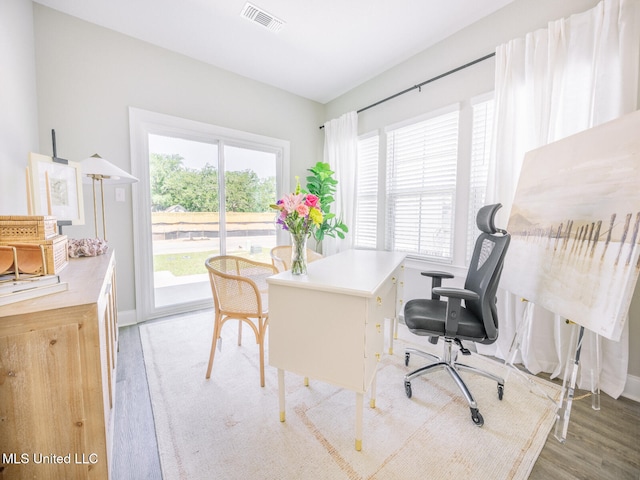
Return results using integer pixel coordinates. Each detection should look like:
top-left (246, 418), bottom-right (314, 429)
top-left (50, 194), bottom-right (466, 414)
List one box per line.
top-left (28, 152), bottom-right (85, 225)
top-left (500, 109), bottom-right (640, 342)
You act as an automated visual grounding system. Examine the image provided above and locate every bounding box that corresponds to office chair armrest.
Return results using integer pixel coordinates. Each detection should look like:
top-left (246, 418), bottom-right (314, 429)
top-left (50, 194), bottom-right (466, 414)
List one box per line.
top-left (432, 287), bottom-right (479, 301)
top-left (421, 271), bottom-right (455, 300)
top-left (421, 271), bottom-right (455, 280)
top-left (432, 287), bottom-right (479, 337)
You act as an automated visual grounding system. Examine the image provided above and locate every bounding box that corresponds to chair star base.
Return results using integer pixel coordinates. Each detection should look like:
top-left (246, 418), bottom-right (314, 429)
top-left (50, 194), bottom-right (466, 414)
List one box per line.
top-left (403, 339), bottom-right (505, 427)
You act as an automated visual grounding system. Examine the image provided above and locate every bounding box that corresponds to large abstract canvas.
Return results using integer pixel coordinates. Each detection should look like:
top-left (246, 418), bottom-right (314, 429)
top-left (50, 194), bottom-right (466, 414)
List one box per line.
top-left (500, 109), bottom-right (640, 341)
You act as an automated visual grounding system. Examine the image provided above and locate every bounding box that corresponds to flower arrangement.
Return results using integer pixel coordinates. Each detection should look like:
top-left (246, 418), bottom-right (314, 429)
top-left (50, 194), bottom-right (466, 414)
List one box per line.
top-left (271, 178), bottom-right (323, 274)
top-left (271, 178), bottom-right (323, 236)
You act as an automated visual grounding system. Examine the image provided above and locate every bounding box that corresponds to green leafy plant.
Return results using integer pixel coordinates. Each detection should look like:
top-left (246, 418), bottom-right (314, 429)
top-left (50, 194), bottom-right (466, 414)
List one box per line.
top-left (304, 162), bottom-right (349, 243)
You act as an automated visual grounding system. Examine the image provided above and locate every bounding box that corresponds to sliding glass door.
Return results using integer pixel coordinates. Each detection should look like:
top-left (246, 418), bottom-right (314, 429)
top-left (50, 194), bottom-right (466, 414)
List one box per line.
top-left (130, 108), bottom-right (288, 321)
top-left (222, 145), bottom-right (277, 258)
top-left (148, 135), bottom-right (218, 309)
top-left (149, 136), bottom-right (278, 309)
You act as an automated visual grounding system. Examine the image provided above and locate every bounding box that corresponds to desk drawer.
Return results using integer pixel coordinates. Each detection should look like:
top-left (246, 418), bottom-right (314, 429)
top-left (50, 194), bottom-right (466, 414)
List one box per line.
top-left (363, 313), bottom-right (384, 388)
top-left (363, 279), bottom-right (395, 384)
top-left (370, 266), bottom-right (402, 321)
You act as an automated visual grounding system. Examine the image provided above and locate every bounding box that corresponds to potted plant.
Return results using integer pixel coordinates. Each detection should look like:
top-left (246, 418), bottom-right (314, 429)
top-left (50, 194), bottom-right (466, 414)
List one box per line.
top-left (304, 162), bottom-right (348, 248)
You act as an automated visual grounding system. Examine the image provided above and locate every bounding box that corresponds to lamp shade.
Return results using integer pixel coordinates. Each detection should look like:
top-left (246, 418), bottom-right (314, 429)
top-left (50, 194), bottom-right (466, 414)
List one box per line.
top-left (81, 154), bottom-right (138, 184)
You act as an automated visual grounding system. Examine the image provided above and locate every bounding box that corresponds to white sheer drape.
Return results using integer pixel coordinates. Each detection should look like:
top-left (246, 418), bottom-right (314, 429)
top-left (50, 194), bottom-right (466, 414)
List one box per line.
top-left (322, 111), bottom-right (358, 256)
top-left (481, 0), bottom-right (640, 398)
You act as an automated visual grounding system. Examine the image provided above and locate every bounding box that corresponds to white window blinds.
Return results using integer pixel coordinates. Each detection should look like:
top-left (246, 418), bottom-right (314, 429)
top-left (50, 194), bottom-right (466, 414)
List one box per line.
top-left (354, 134), bottom-right (379, 249)
top-left (385, 107), bottom-right (460, 261)
top-left (467, 97), bottom-right (494, 262)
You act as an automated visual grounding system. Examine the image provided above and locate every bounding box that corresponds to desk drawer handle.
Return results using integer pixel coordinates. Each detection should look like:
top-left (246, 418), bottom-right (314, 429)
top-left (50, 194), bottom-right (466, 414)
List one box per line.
top-left (392, 276), bottom-right (397, 284)
top-left (376, 296), bottom-right (382, 306)
top-left (376, 323), bottom-right (381, 333)
top-left (375, 353), bottom-right (381, 362)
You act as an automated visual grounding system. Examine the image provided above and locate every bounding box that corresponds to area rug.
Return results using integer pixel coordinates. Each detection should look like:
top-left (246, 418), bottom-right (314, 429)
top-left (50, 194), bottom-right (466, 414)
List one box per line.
top-left (140, 311), bottom-right (561, 480)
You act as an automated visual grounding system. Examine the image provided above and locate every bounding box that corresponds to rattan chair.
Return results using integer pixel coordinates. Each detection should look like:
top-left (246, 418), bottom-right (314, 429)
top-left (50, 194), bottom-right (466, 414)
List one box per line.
top-left (205, 255), bottom-right (277, 387)
top-left (270, 245), bottom-right (323, 273)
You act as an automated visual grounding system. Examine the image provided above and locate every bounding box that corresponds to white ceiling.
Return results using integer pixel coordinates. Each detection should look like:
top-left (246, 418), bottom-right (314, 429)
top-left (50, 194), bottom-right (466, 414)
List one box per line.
top-left (33, 0), bottom-right (515, 104)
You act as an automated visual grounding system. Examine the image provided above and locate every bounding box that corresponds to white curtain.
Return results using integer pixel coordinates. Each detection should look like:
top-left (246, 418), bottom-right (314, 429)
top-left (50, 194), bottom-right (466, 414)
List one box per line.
top-left (322, 111), bottom-right (358, 256)
top-left (481, 0), bottom-right (640, 398)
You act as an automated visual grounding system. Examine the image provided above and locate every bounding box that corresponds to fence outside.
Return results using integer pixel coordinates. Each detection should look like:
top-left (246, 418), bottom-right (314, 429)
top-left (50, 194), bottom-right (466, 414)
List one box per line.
top-left (152, 211), bottom-right (276, 241)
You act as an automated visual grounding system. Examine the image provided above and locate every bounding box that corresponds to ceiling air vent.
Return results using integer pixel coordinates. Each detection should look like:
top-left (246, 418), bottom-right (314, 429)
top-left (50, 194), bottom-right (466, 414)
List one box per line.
top-left (240, 2), bottom-right (285, 33)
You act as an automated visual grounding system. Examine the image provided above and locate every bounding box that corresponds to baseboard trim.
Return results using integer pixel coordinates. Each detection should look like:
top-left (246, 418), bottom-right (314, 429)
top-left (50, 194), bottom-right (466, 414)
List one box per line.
top-left (622, 374), bottom-right (640, 403)
top-left (118, 309), bottom-right (137, 327)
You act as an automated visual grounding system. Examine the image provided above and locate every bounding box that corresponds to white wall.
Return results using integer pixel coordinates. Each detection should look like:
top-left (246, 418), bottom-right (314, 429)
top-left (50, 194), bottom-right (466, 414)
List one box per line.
top-left (0, 0), bottom-right (39, 214)
top-left (325, 0), bottom-right (603, 131)
top-left (32, 5), bottom-right (325, 313)
top-left (323, 0), bottom-right (640, 380)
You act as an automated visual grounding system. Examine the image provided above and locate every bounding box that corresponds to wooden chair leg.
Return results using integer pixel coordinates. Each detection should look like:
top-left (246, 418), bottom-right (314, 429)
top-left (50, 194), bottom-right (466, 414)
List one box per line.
top-left (259, 338), bottom-right (265, 387)
top-left (258, 317), bottom-right (267, 387)
top-left (206, 316), bottom-right (222, 379)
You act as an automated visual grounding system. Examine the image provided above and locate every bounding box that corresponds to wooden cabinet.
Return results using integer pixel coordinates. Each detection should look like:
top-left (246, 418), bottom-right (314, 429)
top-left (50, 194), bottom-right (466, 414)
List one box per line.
top-left (0, 251), bottom-right (118, 479)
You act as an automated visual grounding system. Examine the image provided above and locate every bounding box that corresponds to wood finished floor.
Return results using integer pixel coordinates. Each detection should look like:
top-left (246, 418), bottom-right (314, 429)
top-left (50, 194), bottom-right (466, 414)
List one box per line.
top-left (113, 322), bottom-right (640, 480)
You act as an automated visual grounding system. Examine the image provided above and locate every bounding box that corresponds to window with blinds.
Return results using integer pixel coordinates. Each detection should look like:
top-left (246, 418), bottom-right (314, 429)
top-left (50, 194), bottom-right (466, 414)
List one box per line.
top-left (467, 97), bottom-right (494, 262)
top-left (354, 134), bottom-right (379, 249)
top-left (385, 107), bottom-right (460, 262)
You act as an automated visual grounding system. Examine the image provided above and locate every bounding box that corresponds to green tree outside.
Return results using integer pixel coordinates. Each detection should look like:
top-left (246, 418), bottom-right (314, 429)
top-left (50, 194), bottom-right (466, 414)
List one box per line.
top-left (150, 153), bottom-right (275, 212)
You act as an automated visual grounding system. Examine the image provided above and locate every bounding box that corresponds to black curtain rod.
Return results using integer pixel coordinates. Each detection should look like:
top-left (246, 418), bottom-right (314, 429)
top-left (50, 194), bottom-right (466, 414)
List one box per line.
top-left (319, 51), bottom-right (496, 129)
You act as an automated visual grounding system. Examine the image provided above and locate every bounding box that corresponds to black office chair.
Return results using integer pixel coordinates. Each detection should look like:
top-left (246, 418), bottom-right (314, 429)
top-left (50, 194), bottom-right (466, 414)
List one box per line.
top-left (403, 203), bottom-right (510, 426)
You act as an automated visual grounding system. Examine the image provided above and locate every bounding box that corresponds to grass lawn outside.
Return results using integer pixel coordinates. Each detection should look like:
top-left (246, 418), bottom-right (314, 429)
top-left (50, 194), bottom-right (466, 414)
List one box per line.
top-left (153, 249), bottom-right (272, 276)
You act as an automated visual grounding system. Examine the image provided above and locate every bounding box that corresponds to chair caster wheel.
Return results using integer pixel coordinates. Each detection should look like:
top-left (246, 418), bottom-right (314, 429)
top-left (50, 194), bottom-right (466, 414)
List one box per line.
top-left (404, 352), bottom-right (410, 366)
top-left (498, 383), bottom-right (504, 400)
top-left (404, 380), bottom-right (412, 398)
top-left (470, 408), bottom-right (484, 426)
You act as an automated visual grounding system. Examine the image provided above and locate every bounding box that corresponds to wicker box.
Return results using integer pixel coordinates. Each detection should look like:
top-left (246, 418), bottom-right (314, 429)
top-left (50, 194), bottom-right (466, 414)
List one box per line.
top-left (0, 215), bottom-right (58, 242)
top-left (1, 235), bottom-right (69, 274)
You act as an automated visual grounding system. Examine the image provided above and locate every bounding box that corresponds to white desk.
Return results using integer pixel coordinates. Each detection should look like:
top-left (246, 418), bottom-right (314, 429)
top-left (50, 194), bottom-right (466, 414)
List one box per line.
top-left (267, 249), bottom-right (405, 450)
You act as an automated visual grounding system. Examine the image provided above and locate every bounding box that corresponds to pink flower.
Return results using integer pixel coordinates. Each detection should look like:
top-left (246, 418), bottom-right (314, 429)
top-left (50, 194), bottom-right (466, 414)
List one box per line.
top-left (296, 204), bottom-right (310, 217)
top-left (305, 194), bottom-right (319, 208)
top-left (282, 193), bottom-right (304, 214)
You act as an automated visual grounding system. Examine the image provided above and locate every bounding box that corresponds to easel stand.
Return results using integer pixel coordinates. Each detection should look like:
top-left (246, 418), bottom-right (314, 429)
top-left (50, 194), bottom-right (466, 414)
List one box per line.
top-left (505, 302), bottom-right (601, 444)
top-left (505, 301), bottom-right (559, 405)
top-left (553, 322), bottom-right (601, 443)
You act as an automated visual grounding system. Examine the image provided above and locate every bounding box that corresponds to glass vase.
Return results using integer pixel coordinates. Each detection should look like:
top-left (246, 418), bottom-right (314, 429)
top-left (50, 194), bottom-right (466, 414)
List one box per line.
top-left (290, 232), bottom-right (309, 275)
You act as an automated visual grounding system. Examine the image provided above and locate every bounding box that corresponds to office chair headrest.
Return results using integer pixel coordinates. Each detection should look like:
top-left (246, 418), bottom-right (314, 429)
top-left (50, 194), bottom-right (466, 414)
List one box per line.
top-left (476, 203), bottom-right (503, 234)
